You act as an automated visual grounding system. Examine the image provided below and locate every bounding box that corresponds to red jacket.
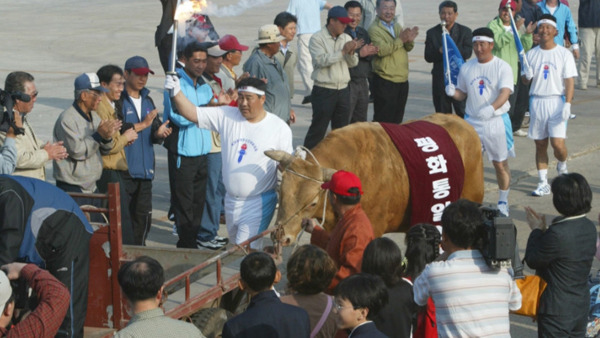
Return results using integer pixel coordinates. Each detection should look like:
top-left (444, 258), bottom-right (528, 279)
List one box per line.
top-left (311, 204), bottom-right (375, 294)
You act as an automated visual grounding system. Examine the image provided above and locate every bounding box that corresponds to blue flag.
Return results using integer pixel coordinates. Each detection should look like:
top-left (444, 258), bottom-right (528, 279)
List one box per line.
top-left (442, 32), bottom-right (464, 86)
top-left (509, 14), bottom-right (526, 67)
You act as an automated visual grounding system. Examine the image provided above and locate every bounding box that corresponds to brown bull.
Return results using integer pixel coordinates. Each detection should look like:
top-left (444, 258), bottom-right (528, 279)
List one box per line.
top-left (266, 113), bottom-right (484, 246)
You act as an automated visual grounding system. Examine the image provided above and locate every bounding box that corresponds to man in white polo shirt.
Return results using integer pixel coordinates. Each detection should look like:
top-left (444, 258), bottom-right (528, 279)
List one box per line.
top-left (522, 14), bottom-right (577, 197)
top-left (413, 199), bottom-right (521, 337)
top-left (446, 27), bottom-right (514, 217)
top-left (165, 76), bottom-right (293, 249)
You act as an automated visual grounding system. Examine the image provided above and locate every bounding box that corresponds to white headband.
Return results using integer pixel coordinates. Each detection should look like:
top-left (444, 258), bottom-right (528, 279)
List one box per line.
top-left (238, 86), bottom-right (265, 96)
top-left (472, 36), bottom-right (494, 43)
top-left (537, 19), bottom-right (557, 28)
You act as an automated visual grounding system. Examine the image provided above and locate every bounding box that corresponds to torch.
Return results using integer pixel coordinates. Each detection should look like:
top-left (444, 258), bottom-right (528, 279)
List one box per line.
top-left (168, 1), bottom-right (182, 75)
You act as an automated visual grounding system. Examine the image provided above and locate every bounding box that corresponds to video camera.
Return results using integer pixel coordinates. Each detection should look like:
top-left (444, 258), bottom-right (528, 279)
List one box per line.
top-left (479, 206), bottom-right (516, 270)
top-left (0, 88), bottom-right (28, 135)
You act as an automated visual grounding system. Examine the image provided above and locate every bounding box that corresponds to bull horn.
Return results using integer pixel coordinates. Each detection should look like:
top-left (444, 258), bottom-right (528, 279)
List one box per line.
top-left (265, 150), bottom-right (294, 168)
top-left (321, 168), bottom-right (337, 182)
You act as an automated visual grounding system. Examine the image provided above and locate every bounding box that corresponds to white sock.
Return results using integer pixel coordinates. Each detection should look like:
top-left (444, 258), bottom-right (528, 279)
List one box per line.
top-left (499, 189), bottom-right (509, 203)
top-left (557, 161), bottom-right (568, 173)
top-left (538, 169), bottom-right (548, 184)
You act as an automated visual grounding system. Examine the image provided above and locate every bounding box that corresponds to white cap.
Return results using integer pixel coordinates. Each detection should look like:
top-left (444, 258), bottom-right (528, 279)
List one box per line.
top-left (0, 272), bottom-right (12, 310)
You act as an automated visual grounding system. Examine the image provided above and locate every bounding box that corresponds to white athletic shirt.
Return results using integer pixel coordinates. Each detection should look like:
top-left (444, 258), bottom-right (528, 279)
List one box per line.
top-left (526, 45), bottom-right (578, 97)
top-left (195, 106), bottom-right (293, 198)
top-left (457, 56), bottom-right (514, 119)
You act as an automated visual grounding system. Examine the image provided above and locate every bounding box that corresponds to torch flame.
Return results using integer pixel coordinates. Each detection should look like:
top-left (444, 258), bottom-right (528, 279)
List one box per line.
top-left (175, 0), bottom-right (208, 21)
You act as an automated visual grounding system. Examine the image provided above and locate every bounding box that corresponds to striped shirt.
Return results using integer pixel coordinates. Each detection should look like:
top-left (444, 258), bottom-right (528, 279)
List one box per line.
top-left (413, 250), bottom-right (521, 337)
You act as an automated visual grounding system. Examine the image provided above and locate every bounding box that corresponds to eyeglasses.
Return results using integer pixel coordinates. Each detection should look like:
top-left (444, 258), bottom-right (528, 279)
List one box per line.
top-left (333, 303), bottom-right (355, 312)
top-left (30, 91), bottom-right (39, 99)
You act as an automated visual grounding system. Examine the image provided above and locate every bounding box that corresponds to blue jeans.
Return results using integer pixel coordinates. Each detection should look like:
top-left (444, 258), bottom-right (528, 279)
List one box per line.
top-left (198, 152), bottom-right (226, 241)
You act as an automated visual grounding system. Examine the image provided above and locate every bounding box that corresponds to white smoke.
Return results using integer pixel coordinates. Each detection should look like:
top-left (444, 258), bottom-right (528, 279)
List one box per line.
top-left (200, 0), bottom-right (274, 17)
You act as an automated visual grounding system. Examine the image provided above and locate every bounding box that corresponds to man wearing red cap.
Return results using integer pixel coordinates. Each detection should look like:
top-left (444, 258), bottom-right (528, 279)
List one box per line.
top-left (301, 170), bottom-right (375, 294)
top-left (217, 34), bottom-right (249, 92)
top-left (118, 56), bottom-right (172, 245)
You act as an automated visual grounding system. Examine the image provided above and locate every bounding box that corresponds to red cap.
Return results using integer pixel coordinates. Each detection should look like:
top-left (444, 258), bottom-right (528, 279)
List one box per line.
top-left (499, 0), bottom-right (516, 10)
top-left (219, 34), bottom-right (249, 52)
top-left (321, 170), bottom-right (363, 196)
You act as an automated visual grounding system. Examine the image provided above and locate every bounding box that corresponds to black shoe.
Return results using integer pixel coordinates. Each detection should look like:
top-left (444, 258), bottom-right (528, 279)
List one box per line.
top-left (214, 235), bottom-right (229, 244)
top-left (197, 239), bottom-right (226, 250)
top-left (302, 95), bottom-right (312, 104)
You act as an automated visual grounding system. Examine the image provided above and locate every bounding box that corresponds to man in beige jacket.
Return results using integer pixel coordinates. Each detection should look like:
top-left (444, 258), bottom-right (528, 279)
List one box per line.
top-left (0, 72), bottom-right (67, 180)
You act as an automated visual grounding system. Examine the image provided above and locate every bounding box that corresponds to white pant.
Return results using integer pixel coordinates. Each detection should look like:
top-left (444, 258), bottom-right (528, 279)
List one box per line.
top-left (578, 27), bottom-right (600, 88)
top-left (466, 113), bottom-right (515, 162)
top-left (224, 190), bottom-right (277, 250)
top-left (297, 34), bottom-right (314, 94)
top-left (528, 96), bottom-right (567, 140)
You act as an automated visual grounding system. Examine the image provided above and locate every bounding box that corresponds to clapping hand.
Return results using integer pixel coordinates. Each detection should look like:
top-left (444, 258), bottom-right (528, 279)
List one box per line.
top-left (525, 206), bottom-right (547, 231)
top-left (400, 26), bottom-right (419, 43)
top-left (359, 43), bottom-right (379, 58)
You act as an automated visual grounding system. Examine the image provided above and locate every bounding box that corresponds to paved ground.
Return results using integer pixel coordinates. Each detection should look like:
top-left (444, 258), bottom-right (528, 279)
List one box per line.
top-left (2, 0), bottom-right (599, 336)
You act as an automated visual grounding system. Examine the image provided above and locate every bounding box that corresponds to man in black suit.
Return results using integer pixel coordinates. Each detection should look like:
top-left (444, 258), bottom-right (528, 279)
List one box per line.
top-left (525, 173), bottom-right (597, 337)
top-left (222, 252), bottom-right (310, 338)
top-left (424, 1), bottom-right (472, 117)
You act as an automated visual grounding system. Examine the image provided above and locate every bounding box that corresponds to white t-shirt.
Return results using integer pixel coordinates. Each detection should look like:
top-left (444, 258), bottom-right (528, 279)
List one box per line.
top-left (526, 45), bottom-right (578, 97)
top-left (195, 106), bottom-right (293, 198)
top-left (130, 96), bottom-right (142, 120)
top-left (457, 56), bottom-right (514, 119)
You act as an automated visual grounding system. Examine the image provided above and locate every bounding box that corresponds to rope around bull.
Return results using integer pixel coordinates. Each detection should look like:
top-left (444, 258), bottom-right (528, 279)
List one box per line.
top-left (276, 146), bottom-right (328, 253)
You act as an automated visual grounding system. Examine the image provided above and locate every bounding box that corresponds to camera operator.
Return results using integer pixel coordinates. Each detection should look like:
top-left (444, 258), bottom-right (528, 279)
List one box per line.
top-left (0, 262), bottom-right (70, 337)
top-left (0, 109), bottom-right (22, 175)
top-left (413, 199), bottom-right (521, 337)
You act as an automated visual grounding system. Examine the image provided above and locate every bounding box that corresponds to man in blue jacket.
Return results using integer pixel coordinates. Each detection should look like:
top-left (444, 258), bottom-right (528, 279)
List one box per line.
top-left (118, 56), bottom-right (172, 245)
top-left (0, 175), bottom-right (93, 338)
top-left (537, 0), bottom-right (579, 59)
top-left (163, 43), bottom-right (227, 249)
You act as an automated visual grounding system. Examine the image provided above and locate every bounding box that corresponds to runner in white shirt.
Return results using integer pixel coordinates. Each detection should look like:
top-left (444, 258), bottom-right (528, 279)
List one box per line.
top-left (522, 14), bottom-right (577, 197)
top-left (445, 27), bottom-right (514, 217)
top-left (164, 77), bottom-right (293, 249)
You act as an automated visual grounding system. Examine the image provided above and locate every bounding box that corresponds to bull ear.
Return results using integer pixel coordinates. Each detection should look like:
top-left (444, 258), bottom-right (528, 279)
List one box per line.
top-left (321, 168), bottom-right (337, 182)
top-left (264, 150), bottom-right (294, 168)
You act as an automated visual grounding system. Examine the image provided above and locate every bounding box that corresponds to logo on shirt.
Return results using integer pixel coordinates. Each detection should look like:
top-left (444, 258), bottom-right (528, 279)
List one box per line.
top-left (238, 143), bottom-right (247, 163)
top-left (543, 65), bottom-right (549, 80)
top-left (478, 80), bottom-right (485, 95)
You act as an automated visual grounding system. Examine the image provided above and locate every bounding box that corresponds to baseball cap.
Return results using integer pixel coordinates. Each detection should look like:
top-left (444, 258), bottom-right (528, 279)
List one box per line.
top-left (74, 73), bottom-right (109, 93)
top-left (0, 271), bottom-right (12, 310)
top-left (124, 56), bottom-right (155, 76)
top-left (256, 24), bottom-right (285, 44)
top-left (321, 170), bottom-right (363, 197)
top-left (207, 44), bottom-right (228, 57)
top-left (328, 6), bottom-right (353, 24)
top-left (499, 0), bottom-right (516, 10)
top-left (219, 34), bottom-right (249, 52)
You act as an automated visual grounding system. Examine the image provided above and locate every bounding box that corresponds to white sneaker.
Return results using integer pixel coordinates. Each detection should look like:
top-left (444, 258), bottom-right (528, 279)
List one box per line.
top-left (513, 129), bottom-right (528, 137)
top-left (497, 201), bottom-right (509, 217)
top-left (532, 182), bottom-right (551, 197)
top-left (557, 164), bottom-right (568, 175)
top-left (172, 224), bottom-right (178, 236)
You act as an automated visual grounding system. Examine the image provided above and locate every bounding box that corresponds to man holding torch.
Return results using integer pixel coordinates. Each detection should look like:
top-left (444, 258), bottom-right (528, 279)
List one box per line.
top-left (164, 76), bottom-right (292, 250)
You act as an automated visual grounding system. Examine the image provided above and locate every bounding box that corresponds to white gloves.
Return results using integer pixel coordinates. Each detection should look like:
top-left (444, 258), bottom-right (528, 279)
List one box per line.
top-left (562, 102), bottom-right (571, 120)
top-left (479, 105), bottom-right (496, 120)
top-left (522, 66), bottom-right (534, 80)
top-left (445, 84), bottom-right (456, 97)
top-left (165, 75), bottom-right (181, 97)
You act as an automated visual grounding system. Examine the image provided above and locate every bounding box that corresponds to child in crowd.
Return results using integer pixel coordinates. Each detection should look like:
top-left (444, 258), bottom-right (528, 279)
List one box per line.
top-left (222, 252), bottom-right (310, 338)
top-left (362, 237), bottom-right (416, 337)
top-left (333, 273), bottom-right (388, 338)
